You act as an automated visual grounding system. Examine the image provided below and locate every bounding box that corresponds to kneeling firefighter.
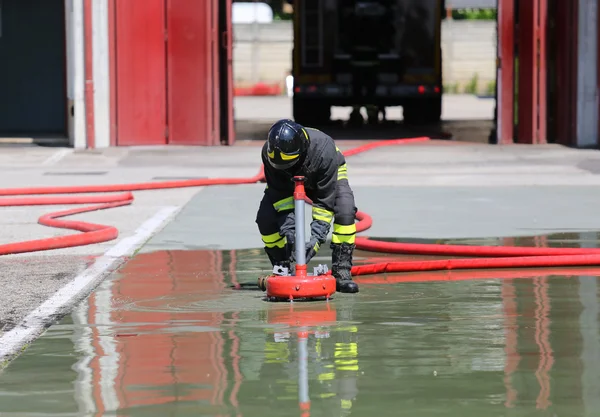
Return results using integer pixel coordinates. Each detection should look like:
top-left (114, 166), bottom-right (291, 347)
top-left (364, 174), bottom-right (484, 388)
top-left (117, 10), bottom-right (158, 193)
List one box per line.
top-left (255, 119), bottom-right (359, 294)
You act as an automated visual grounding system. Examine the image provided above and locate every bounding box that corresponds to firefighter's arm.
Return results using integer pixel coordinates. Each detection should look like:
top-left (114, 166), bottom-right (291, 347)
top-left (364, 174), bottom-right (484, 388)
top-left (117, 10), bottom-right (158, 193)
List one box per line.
top-left (313, 146), bottom-right (338, 223)
top-left (309, 150), bottom-right (338, 246)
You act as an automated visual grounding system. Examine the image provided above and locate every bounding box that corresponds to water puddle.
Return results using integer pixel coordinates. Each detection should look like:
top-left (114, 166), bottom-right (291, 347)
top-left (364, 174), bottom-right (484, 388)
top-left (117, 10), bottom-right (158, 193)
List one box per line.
top-left (1, 232), bottom-right (600, 415)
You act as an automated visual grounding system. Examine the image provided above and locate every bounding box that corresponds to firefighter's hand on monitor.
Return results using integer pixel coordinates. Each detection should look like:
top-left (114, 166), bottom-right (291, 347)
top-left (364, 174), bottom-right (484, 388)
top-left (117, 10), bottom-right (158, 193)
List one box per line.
top-left (310, 219), bottom-right (330, 243)
top-left (305, 236), bottom-right (320, 263)
top-left (278, 211), bottom-right (296, 261)
top-left (305, 219), bottom-right (330, 263)
top-left (279, 211), bottom-right (295, 243)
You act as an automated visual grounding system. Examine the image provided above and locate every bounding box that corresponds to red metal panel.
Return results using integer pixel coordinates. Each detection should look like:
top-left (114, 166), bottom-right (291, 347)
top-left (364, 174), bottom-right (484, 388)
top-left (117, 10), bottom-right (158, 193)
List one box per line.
top-left (497, 0), bottom-right (515, 144)
top-left (517, 0), bottom-right (536, 144)
top-left (109, 0), bottom-right (117, 147)
top-left (537, 0), bottom-right (548, 143)
top-left (115, 0), bottom-right (167, 145)
top-left (166, 0), bottom-right (219, 145)
top-left (210, 0), bottom-right (221, 145)
top-left (517, 0), bottom-right (548, 144)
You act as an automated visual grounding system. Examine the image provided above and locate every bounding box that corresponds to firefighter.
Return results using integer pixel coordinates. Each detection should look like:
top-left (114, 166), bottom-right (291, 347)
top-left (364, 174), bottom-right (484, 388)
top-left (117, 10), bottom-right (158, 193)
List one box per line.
top-left (255, 119), bottom-right (359, 294)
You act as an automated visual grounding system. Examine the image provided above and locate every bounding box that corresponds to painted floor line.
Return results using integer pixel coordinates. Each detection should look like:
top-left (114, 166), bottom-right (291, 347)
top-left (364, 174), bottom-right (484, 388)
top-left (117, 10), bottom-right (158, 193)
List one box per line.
top-left (41, 148), bottom-right (73, 166)
top-left (0, 205), bottom-right (181, 365)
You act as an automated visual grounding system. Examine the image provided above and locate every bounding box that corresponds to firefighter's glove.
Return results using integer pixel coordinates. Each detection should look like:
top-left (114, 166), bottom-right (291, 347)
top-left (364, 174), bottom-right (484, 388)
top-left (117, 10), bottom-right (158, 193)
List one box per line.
top-left (305, 237), bottom-right (320, 263)
top-left (279, 211), bottom-right (296, 261)
top-left (305, 219), bottom-right (330, 263)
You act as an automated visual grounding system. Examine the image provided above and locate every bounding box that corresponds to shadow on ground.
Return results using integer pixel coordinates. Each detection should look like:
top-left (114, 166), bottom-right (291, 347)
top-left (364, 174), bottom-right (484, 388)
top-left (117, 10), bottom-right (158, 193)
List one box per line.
top-left (235, 119), bottom-right (494, 142)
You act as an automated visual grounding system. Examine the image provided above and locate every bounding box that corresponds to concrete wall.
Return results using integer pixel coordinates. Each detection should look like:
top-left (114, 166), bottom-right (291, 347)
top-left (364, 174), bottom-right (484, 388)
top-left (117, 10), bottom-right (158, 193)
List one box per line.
top-left (233, 20), bottom-right (497, 94)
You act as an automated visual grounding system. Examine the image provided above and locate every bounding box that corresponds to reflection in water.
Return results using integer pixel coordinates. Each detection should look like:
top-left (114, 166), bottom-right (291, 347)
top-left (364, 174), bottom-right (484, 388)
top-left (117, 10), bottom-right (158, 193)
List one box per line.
top-left (502, 279), bottom-right (519, 408)
top-left (254, 303), bottom-right (359, 417)
top-left (0, 233), bottom-right (600, 416)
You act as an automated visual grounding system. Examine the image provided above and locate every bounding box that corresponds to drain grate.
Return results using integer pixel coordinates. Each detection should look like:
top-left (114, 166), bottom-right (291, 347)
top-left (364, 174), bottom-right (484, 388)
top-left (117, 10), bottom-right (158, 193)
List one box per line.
top-left (43, 171), bottom-right (108, 176)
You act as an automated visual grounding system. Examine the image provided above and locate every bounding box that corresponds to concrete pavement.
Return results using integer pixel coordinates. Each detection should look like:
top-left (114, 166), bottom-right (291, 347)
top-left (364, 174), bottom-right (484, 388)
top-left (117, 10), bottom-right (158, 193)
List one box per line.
top-left (234, 95), bottom-right (495, 142)
top-left (233, 94), bottom-right (495, 122)
top-left (1, 138), bottom-right (600, 359)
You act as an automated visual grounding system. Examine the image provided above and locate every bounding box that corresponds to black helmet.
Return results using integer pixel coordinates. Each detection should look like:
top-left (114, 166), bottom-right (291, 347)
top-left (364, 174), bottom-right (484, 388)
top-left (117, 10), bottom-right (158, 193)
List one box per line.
top-left (266, 119), bottom-right (310, 170)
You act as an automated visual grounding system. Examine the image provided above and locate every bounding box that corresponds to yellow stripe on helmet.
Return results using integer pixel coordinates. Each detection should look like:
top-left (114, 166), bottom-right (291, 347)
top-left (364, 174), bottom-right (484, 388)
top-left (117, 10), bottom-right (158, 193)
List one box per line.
top-left (302, 128), bottom-right (309, 141)
top-left (280, 152), bottom-right (300, 161)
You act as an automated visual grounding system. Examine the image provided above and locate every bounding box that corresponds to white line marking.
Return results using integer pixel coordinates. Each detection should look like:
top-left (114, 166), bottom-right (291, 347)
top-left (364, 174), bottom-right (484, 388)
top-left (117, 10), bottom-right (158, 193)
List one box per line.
top-left (42, 148), bottom-right (73, 166)
top-left (71, 299), bottom-right (96, 415)
top-left (0, 205), bottom-right (181, 365)
top-left (96, 279), bottom-right (120, 412)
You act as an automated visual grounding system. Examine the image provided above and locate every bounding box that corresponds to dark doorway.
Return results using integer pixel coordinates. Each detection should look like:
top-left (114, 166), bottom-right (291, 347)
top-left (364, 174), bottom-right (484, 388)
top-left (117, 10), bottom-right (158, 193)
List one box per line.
top-left (0, 0), bottom-right (67, 136)
top-left (545, 0), bottom-right (578, 146)
top-left (218, 0), bottom-right (234, 144)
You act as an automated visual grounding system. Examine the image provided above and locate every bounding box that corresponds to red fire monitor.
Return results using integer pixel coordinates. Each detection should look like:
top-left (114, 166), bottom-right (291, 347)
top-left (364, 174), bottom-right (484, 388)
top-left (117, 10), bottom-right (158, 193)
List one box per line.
top-left (258, 176), bottom-right (337, 301)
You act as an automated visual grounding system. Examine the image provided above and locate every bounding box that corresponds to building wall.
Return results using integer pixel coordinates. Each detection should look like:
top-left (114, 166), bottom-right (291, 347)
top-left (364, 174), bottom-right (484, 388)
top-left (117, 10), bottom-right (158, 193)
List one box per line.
top-left (233, 20), bottom-right (497, 94)
top-left (575, 0), bottom-right (598, 147)
top-left (73, 2), bottom-right (599, 148)
top-left (72, 0), bottom-right (227, 149)
top-left (0, 0), bottom-right (69, 136)
top-left (65, 0), bottom-right (94, 149)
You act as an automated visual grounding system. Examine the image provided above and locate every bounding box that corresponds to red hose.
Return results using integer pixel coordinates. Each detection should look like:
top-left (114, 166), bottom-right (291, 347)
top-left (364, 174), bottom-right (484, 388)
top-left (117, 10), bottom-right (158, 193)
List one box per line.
top-left (353, 268), bottom-right (595, 284)
top-left (2, 137), bottom-right (600, 279)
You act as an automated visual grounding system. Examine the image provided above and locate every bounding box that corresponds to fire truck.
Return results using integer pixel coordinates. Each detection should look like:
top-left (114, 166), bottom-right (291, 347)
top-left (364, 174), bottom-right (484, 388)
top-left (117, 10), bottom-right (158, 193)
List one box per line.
top-left (290, 0), bottom-right (444, 126)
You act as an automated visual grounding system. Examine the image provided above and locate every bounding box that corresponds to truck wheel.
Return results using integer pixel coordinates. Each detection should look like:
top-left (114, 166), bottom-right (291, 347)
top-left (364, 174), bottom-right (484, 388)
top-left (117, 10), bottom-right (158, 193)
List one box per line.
top-left (425, 97), bottom-right (442, 124)
top-left (403, 98), bottom-right (442, 125)
top-left (293, 99), bottom-right (331, 126)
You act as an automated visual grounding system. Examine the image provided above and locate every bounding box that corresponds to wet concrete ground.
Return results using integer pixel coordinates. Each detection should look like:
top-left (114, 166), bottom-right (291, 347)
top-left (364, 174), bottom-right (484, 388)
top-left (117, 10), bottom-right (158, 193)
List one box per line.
top-left (234, 95), bottom-right (495, 143)
top-left (233, 94), bottom-right (496, 124)
top-left (3, 160), bottom-right (600, 415)
top-left (1, 233), bottom-right (600, 416)
top-left (2, 119), bottom-right (600, 414)
top-left (4, 138), bottom-right (600, 334)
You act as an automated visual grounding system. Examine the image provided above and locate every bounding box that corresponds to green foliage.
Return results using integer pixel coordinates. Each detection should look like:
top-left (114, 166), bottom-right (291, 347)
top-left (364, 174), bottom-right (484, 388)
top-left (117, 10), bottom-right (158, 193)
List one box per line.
top-left (486, 80), bottom-right (496, 96)
top-left (233, 2), bottom-right (497, 21)
top-left (443, 83), bottom-right (460, 94)
top-left (464, 73), bottom-right (479, 95)
top-left (451, 8), bottom-right (497, 20)
top-left (273, 11), bottom-right (293, 20)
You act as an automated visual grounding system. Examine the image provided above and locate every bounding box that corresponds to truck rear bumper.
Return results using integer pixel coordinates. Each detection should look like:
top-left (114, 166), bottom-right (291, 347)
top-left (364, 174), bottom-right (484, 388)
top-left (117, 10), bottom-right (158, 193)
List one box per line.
top-left (293, 84), bottom-right (441, 106)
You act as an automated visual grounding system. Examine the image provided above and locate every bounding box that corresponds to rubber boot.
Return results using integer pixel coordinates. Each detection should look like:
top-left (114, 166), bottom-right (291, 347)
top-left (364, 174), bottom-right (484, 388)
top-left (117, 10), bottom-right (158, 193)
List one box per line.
top-left (331, 242), bottom-right (359, 293)
top-left (266, 248), bottom-right (295, 275)
top-left (379, 106), bottom-right (387, 123)
top-left (366, 105), bottom-right (379, 125)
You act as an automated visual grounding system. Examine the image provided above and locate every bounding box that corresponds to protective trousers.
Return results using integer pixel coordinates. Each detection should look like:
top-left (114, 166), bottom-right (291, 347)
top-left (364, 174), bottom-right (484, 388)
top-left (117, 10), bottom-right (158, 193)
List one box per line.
top-left (255, 166), bottom-right (357, 281)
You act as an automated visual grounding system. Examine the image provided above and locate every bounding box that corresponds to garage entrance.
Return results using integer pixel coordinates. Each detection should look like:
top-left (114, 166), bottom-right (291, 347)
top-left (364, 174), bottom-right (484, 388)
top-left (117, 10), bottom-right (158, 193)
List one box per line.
top-left (112, 0), bottom-right (233, 146)
top-left (0, 0), bottom-right (67, 136)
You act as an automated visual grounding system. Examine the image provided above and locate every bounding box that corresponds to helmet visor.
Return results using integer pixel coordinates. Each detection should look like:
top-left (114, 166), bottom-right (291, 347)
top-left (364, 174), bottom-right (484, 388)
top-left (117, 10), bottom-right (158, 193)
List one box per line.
top-left (267, 155), bottom-right (299, 170)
